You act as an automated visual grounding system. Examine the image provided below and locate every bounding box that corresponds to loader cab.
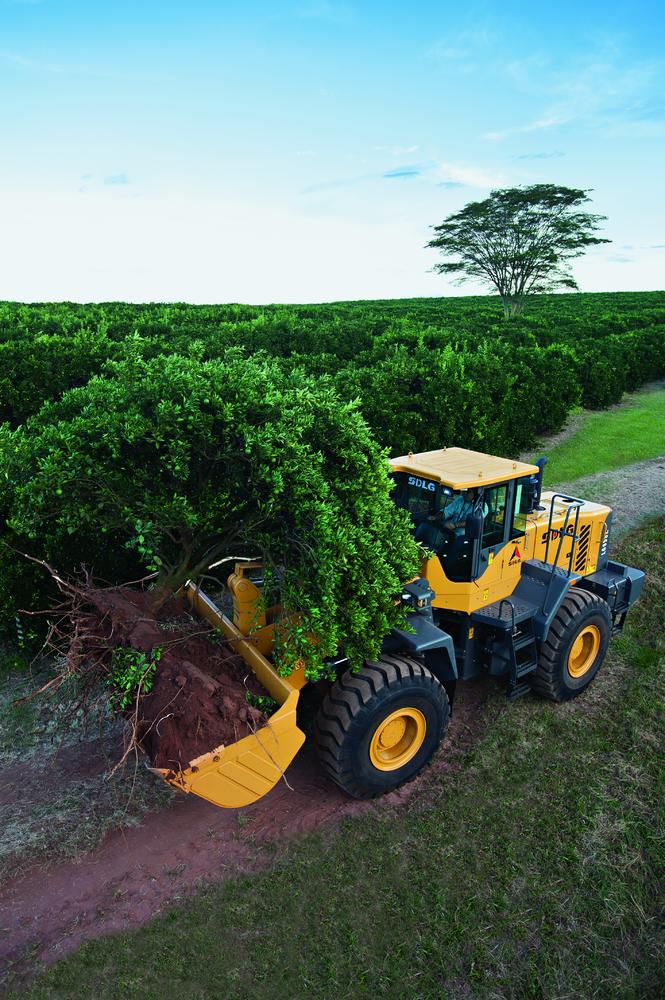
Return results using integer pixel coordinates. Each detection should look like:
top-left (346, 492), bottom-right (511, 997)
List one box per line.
top-left (390, 448), bottom-right (541, 585)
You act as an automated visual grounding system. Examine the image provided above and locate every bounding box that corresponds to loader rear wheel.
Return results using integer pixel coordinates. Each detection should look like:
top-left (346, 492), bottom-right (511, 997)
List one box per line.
top-left (314, 655), bottom-right (449, 799)
top-left (531, 589), bottom-right (611, 703)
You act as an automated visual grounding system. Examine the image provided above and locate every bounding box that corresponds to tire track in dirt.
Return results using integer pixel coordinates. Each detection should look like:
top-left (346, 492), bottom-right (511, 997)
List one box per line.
top-left (0, 680), bottom-right (497, 987)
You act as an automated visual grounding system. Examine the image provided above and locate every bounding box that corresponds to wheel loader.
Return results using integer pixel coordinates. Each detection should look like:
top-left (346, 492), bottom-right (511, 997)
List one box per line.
top-left (154, 447), bottom-right (644, 808)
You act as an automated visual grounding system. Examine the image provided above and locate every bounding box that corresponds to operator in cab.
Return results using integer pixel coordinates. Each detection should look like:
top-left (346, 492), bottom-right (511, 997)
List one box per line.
top-left (415, 487), bottom-right (485, 560)
top-left (441, 488), bottom-right (482, 535)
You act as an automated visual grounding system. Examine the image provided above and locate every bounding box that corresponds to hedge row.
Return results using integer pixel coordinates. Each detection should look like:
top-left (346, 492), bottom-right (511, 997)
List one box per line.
top-left (0, 292), bottom-right (664, 635)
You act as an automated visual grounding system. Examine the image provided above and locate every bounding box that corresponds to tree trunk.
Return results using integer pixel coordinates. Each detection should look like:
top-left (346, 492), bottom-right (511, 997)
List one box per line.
top-left (501, 295), bottom-right (524, 319)
top-left (151, 562), bottom-right (196, 614)
top-left (150, 540), bottom-right (249, 614)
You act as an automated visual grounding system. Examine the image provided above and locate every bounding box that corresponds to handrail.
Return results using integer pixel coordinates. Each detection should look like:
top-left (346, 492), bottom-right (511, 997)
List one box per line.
top-left (556, 505), bottom-right (580, 575)
top-left (544, 493), bottom-right (585, 569)
top-left (543, 493), bottom-right (585, 610)
top-left (497, 598), bottom-right (516, 635)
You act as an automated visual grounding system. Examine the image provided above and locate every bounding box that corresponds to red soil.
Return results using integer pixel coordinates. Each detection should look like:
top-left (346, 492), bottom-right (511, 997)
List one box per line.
top-left (0, 679), bottom-right (499, 989)
top-left (137, 641), bottom-right (265, 771)
top-left (73, 586), bottom-right (268, 771)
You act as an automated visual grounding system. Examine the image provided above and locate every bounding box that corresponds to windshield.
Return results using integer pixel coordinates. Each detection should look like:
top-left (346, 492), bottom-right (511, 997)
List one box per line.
top-left (392, 473), bottom-right (440, 520)
top-left (394, 474), bottom-right (522, 583)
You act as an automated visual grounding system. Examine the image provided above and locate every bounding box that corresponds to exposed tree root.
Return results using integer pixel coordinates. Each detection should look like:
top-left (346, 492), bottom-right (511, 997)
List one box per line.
top-left (14, 555), bottom-right (269, 775)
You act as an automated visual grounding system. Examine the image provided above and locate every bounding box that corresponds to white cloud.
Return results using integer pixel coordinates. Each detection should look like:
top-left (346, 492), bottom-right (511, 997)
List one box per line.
top-left (486, 49), bottom-right (663, 141)
top-left (484, 114), bottom-right (570, 142)
top-left (504, 54), bottom-right (550, 87)
top-left (0, 188), bottom-right (453, 303)
top-left (373, 144), bottom-right (420, 156)
top-left (2, 186), bottom-right (661, 302)
top-left (426, 26), bottom-right (495, 63)
top-left (2, 49), bottom-right (179, 82)
top-left (514, 151), bottom-right (565, 160)
top-left (432, 162), bottom-right (503, 189)
top-left (301, 159), bottom-right (500, 194)
top-left (426, 44), bottom-right (470, 62)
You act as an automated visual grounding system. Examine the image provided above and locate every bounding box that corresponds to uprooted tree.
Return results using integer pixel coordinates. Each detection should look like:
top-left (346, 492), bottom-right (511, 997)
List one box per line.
top-left (426, 184), bottom-right (610, 318)
top-left (0, 349), bottom-right (420, 681)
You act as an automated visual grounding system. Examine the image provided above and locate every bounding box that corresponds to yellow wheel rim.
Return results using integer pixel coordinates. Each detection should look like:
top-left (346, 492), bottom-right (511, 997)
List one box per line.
top-left (567, 624), bottom-right (601, 678)
top-left (369, 707), bottom-right (426, 772)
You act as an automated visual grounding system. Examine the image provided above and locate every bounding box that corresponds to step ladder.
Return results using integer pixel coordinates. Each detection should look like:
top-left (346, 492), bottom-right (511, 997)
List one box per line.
top-left (471, 598), bottom-right (539, 700)
top-left (505, 624), bottom-right (539, 701)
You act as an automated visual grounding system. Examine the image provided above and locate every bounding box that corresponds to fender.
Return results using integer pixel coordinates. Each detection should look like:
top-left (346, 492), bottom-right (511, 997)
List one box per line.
top-left (382, 615), bottom-right (458, 682)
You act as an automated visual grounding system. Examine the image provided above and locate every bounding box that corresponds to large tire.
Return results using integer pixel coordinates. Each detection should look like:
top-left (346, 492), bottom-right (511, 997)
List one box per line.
top-left (314, 655), bottom-right (449, 799)
top-left (531, 589), bottom-right (611, 703)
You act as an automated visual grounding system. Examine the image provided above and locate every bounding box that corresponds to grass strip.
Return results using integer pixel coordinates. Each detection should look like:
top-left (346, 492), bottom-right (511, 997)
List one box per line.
top-left (538, 386), bottom-right (665, 484)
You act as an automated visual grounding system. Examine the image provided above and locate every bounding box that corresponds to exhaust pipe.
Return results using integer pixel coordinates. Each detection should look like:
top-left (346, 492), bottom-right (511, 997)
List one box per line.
top-left (531, 456), bottom-right (548, 511)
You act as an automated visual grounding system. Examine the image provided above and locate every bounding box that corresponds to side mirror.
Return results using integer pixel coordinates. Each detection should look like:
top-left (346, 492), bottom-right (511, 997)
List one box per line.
top-left (465, 509), bottom-right (483, 540)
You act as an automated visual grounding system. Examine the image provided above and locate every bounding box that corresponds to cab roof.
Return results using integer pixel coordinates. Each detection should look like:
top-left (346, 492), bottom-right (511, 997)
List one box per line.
top-left (390, 447), bottom-right (540, 491)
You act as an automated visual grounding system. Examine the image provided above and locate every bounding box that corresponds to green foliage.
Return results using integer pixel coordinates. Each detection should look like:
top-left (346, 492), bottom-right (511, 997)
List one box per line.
top-left (245, 690), bottom-right (278, 714)
top-left (427, 185), bottom-right (610, 317)
top-left (0, 293), bottom-right (663, 651)
top-left (0, 352), bottom-right (420, 678)
top-left (0, 326), bottom-right (115, 427)
top-left (107, 647), bottom-right (162, 709)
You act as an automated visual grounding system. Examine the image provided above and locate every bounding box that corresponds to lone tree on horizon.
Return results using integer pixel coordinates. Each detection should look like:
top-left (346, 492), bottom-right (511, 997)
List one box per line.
top-left (427, 184), bottom-right (610, 318)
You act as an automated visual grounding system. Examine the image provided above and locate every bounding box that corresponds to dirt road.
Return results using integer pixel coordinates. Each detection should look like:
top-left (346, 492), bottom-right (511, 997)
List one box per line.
top-left (554, 454), bottom-right (665, 538)
top-left (0, 681), bottom-right (494, 986)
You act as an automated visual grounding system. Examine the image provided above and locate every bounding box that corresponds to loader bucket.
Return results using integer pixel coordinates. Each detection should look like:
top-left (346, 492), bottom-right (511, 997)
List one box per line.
top-left (150, 583), bottom-right (306, 809)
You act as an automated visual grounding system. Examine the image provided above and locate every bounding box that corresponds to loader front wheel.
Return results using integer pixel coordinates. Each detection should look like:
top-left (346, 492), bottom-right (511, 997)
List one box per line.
top-left (314, 655), bottom-right (449, 799)
top-left (531, 589), bottom-right (611, 703)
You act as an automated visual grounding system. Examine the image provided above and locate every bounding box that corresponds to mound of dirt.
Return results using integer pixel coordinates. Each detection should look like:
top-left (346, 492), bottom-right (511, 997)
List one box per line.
top-left (138, 636), bottom-right (267, 771)
top-left (74, 586), bottom-right (269, 773)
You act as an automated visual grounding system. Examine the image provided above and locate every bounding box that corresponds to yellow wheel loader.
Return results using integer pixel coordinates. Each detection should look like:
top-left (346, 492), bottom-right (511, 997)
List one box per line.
top-left (157, 447), bottom-right (644, 809)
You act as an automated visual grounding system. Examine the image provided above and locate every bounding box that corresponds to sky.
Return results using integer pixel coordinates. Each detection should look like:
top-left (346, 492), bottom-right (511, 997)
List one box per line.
top-left (0, 0), bottom-right (663, 303)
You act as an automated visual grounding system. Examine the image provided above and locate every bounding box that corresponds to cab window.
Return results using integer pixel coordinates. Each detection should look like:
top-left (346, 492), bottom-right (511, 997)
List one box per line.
top-left (510, 476), bottom-right (533, 539)
top-left (481, 483), bottom-right (508, 549)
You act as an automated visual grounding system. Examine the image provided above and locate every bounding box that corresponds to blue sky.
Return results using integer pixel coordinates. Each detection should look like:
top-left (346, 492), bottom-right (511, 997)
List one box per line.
top-left (1, 0), bottom-right (663, 302)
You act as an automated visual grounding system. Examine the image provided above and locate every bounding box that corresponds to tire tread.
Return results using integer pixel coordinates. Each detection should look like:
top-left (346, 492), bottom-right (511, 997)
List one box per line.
top-left (531, 588), bottom-right (611, 702)
top-left (314, 656), bottom-right (448, 798)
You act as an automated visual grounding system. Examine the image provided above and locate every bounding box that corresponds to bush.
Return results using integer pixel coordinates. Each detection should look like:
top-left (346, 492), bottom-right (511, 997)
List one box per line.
top-left (0, 351), bottom-right (420, 678)
top-left (1, 291), bottom-right (663, 641)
